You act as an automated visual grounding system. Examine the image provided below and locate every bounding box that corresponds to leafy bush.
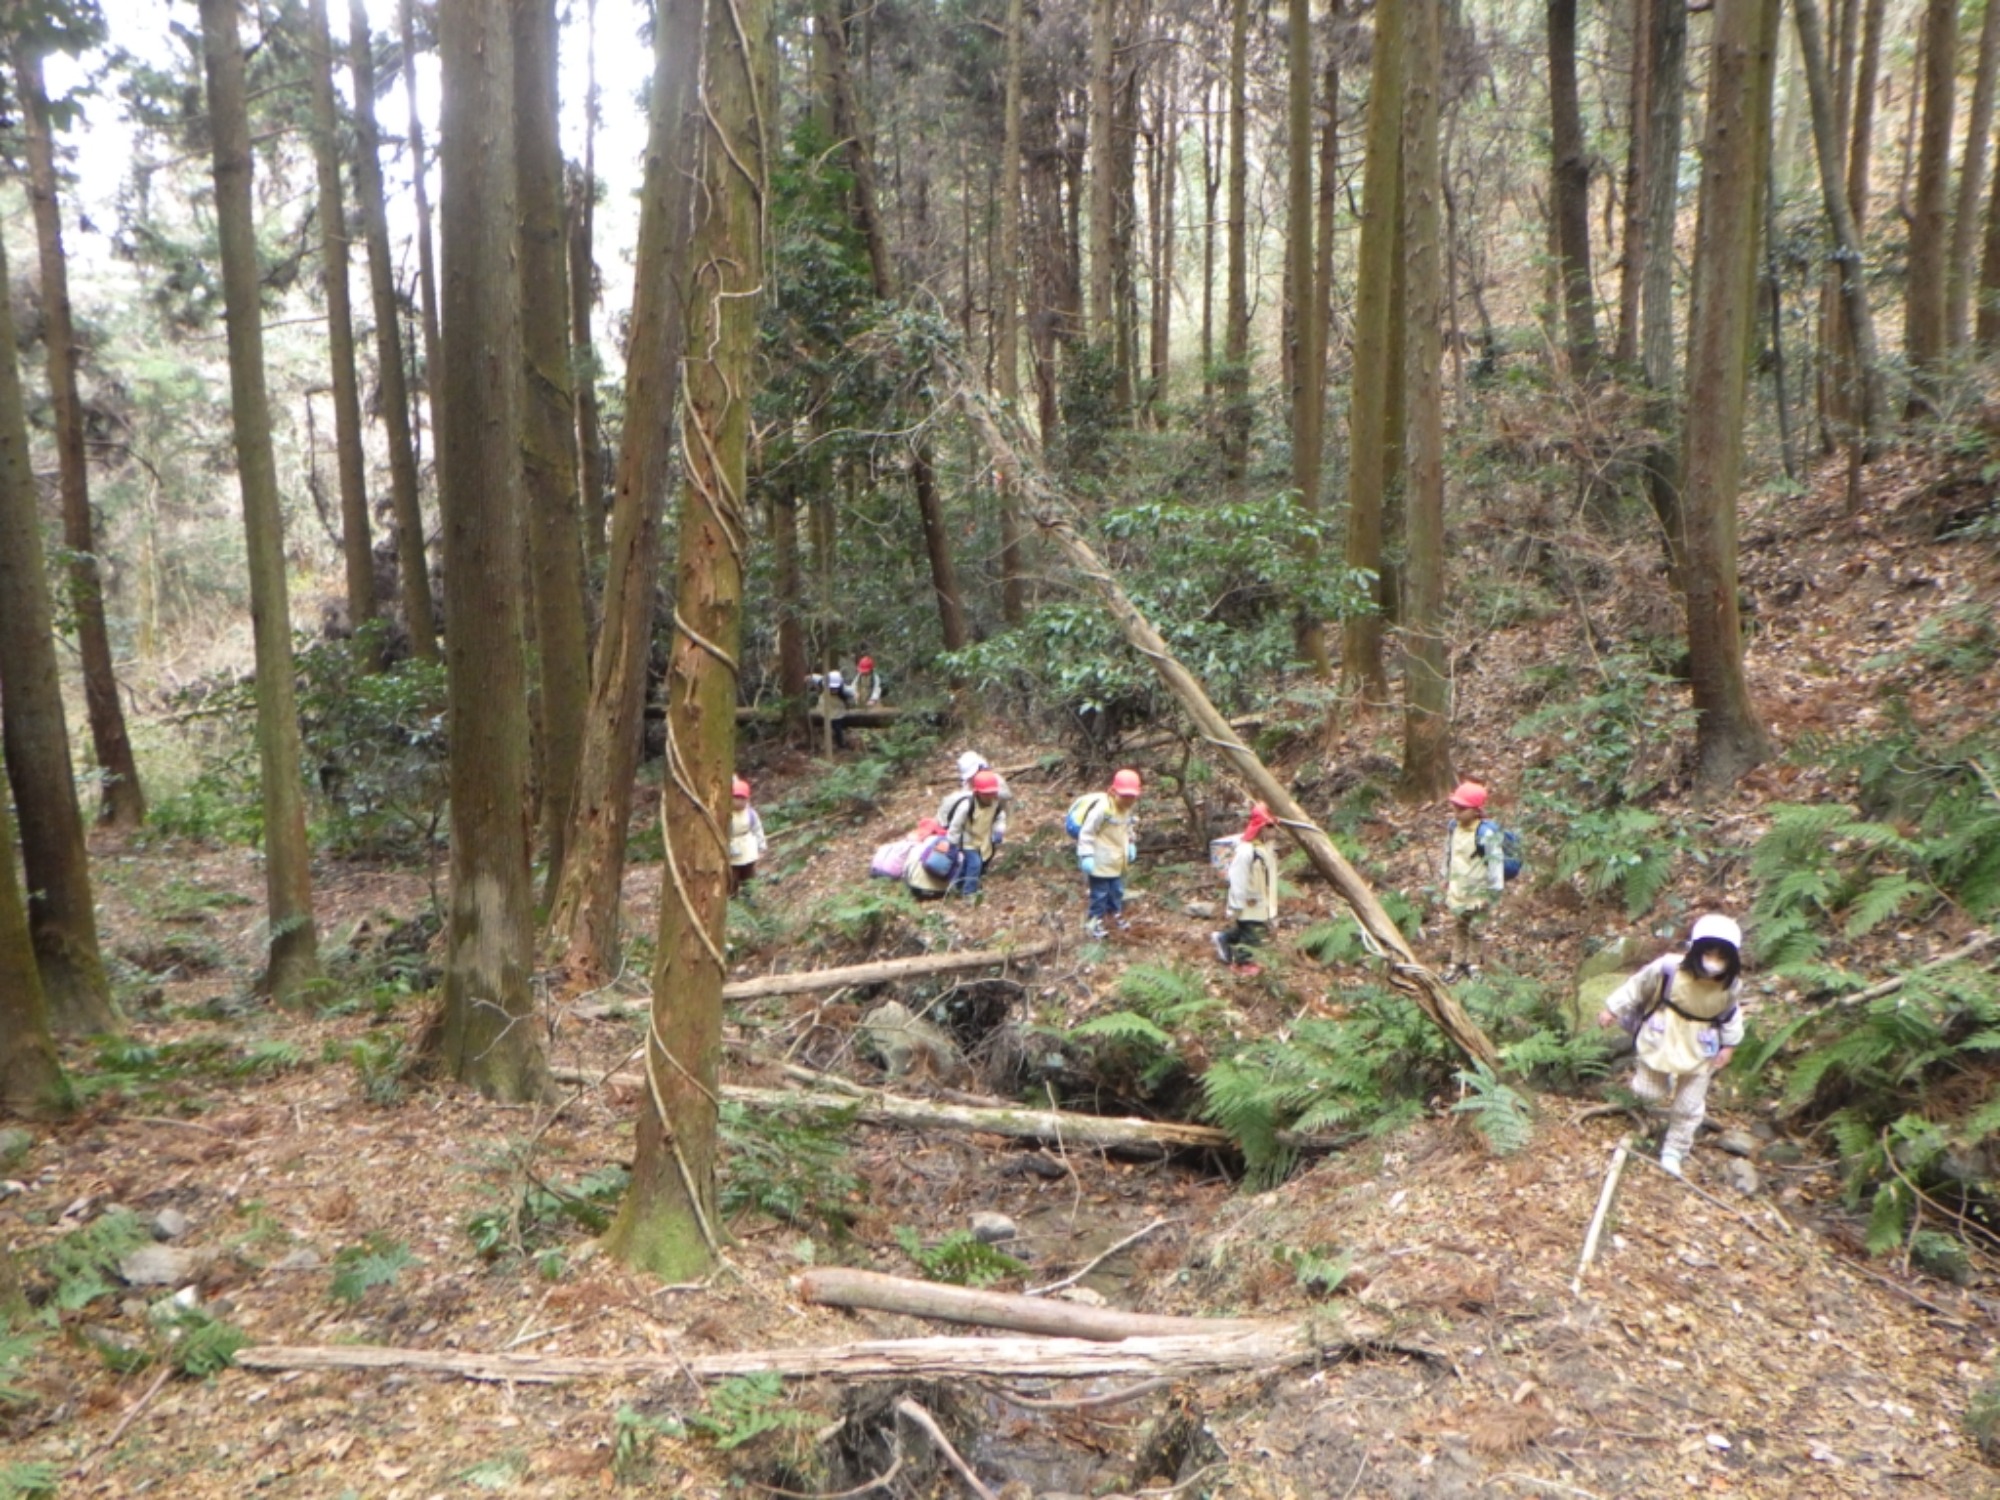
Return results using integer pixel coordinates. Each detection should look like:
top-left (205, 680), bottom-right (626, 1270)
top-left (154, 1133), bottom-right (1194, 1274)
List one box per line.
top-left (1515, 652), bottom-right (1696, 808)
top-left (322, 1032), bottom-right (408, 1107)
top-left (1067, 963), bottom-right (1225, 1096)
top-left (38, 1212), bottom-right (149, 1311)
top-left (466, 1166), bottom-right (632, 1261)
top-left (893, 1226), bottom-right (1025, 1288)
top-left (718, 1101), bottom-right (859, 1232)
top-left (1552, 806), bottom-right (1682, 919)
top-left (295, 639), bottom-right (449, 860)
top-left (686, 1372), bottom-right (813, 1452)
top-left (329, 1234), bottom-right (414, 1305)
top-left (1451, 1062), bottom-right (1536, 1156)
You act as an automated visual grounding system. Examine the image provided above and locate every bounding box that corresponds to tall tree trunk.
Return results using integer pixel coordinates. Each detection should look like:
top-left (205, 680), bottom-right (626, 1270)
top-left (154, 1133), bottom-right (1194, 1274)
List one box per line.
top-left (401, 0), bottom-right (444, 396)
top-left (1637, 0), bottom-right (1688, 583)
top-left (12, 42), bottom-right (146, 828)
top-left (306, 0), bottom-right (377, 654)
top-left (0, 234), bottom-right (116, 1036)
top-left (513, 0), bottom-right (591, 900)
top-left (1316, 3), bottom-right (1340, 389)
top-left (1796, 0), bottom-right (1880, 475)
top-left (0, 777), bottom-right (72, 1118)
top-left (1400, 0), bottom-right (1451, 800)
top-left (1342, 0), bottom-right (1402, 702)
top-left (1287, 0), bottom-right (1328, 677)
top-left (1681, 0), bottom-right (1777, 791)
top-left (819, 0), bottom-right (968, 654)
top-left (1614, 0), bottom-right (1655, 369)
top-left (1110, 20), bottom-right (1143, 417)
top-left (572, 0), bottom-right (608, 572)
top-left (1947, 0), bottom-right (2000, 348)
top-left (428, 0), bottom-right (550, 1101)
top-left (1200, 74), bottom-right (1216, 403)
top-left (1904, 0), bottom-right (1956, 405)
top-left (1980, 109), bottom-right (2000, 348)
top-left (547, 0), bottom-right (698, 979)
top-left (349, 0), bottom-right (438, 662)
top-left (1220, 0), bottom-right (1250, 493)
top-left (1147, 44), bottom-right (1179, 424)
top-left (604, 0), bottom-right (768, 1281)
top-left (1089, 0), bottom-right (1117, 359)
top-left (199, 0), bottom-right (321, 1005)
top-left (1548, 0), bottom-right (1598, 379)
top-left (1846, 0), bottom-right (1884, 229)
top-left (996, 0), bottom-right (1028, 623)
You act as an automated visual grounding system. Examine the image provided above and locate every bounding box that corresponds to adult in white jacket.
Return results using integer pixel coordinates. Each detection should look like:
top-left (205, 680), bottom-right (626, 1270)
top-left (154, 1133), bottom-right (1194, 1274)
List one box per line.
top-left (1596, 913), bottom-right (1748, 1176)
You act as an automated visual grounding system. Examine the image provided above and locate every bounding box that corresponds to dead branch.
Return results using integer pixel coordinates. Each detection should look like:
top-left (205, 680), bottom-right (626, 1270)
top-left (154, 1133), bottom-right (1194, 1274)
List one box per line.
top-left (1025, 1218), bottom-right (1175, 1297)
top-left (893, 1396), bottom-right (999, 1500)
top-left (1572, 1135), bottom-right (1632, 1294)
top-left (235, 1325), bottom-right (1343, 1384)
top-left (1836, 931), bottom-right (1997, 1007)
top-left (947, 360), bottom-right (1497, 1069)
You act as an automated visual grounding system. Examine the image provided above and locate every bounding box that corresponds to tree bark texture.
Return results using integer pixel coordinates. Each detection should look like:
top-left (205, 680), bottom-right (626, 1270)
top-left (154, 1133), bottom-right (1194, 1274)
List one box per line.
top-left (1903, 0), bottom-right (1956, 398)
top-left (13, 42), bottom-right (146, 827)
top-left (430, 0), bottom-right (550, 1101)
top-left (1634, 0), bottom-right (1688, 583)
top-left (1342, 0), bottom-right (1403, 703)
top-left (1680, 0), bottom-right (1777, 791)
top-left (1220, 0), bottom-right (1250, 491)
top-left (1399, 0), bottom-right (1452, 801)
top-left (1614, 0), bottom-right (1655, 369)
top-left (799, 1269), bottom-right (1281, 1339)
top-left (1547, 0), bottom-right (1598, 379)
top-left (1947, 0), bottom-right (2000, 349)
top-left (349, 0), bottom-right (438, 662)
top-left (512, 0), bottom-right (591, 901)
top-left (996, 0), bottom-right (1027, 623)
top-left (604, 0), bottom-right (768, 1280)
top-left (1982, 103), bottom-right (2000, 348)
top-left (199, 0), bottom-right (321, 1004)
top-left (547, 0), bottom-right (696, 981)
top-left (1287, 0), bottom-right (1328, 678)
top-left (306, 0), bottom-right (377, 652)
top-left (0, 225), bottom-right (114, 1033)
top-left (0, 776), bottom-right (72, 1117)
top-left (953, 371), bottom-right (1497, 1068)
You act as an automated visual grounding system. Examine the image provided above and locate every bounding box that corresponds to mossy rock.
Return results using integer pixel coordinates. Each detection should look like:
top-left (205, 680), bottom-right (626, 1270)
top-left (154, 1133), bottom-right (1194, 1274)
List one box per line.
top-left (1566, 972), bottom-right (1628, 1034)
top-left (1576, 935), bottom-right (1654, 986)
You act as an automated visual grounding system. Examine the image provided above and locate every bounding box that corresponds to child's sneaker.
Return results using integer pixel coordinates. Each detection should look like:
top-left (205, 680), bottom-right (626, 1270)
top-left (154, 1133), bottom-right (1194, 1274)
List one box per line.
top-left (1211, 932), bottom-right (1231, 965)
top-left (1113, 915), bottom-right (1133, 931)
top-left (1084, 918), bottom-right (1108, 940)
top-left (1232, 962), bottom-right (1262, 978)
top-left (1659, 1149), bottom-right (1685, 1178)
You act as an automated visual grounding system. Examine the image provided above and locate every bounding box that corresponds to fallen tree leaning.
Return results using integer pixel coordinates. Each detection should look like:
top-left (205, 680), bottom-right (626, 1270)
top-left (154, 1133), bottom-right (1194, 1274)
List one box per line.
top-left (235, 1325), bottom-right (1349, 1384)
top-left (949, 362), bottom-right (1497, 1069)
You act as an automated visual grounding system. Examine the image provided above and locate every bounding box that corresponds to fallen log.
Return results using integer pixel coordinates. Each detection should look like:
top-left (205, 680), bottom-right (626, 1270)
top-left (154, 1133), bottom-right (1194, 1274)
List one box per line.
top-left (951, 363), bottom-right (1497, 1069)
top-left (235, 1326), bottom-right (1341, 1384)
top-left (721, 1085), bottom-right (1235, 1156)
top-left (798, 1268), bottom-right (1271, 1341)
top-left (721, 939), bottom-right (1057, 1002)
top-left (570, 940), bottom-right (1058, 1018)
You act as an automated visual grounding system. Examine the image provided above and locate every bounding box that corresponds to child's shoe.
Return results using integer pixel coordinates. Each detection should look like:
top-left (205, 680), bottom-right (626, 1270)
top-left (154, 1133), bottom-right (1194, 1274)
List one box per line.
top-left (1211, 932), bottom-right (1231, 965)
top-left (1113, 914), bottom-right (1132, 931)
top-left (1084, 917), bottom-right (1108, 940)
top-left (1232, 962), bottom-right (1262, 978)
top-left (1659, 1149), bottom-right (1685, 1178)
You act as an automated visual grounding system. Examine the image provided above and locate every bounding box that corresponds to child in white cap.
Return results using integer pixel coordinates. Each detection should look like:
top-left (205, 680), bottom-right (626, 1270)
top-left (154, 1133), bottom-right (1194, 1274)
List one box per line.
top-left (1596, 914), bottom-right (1747, 1176)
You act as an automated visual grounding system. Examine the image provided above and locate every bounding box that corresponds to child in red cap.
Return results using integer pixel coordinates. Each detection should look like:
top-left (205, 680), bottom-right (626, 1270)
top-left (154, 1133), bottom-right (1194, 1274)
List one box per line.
top-left (1440, 781), bottom-right (1505, 979)
top-left (1077, 769), bottom-right (1142, 938)
top-left (1212, 803), bottom-right (1279, 974)
top-left (728, 776), bottom-right (768, 895)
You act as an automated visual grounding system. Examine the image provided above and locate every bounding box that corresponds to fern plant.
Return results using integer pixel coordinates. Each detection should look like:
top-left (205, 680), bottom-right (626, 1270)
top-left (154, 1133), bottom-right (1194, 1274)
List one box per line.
top-left (1451, 1062), bottom-right (1536, 1156)
top-left (893, 1226), bottom-right (1025, 1288)
top-left (1068, 963), bottom-right (1225, 1095)
top-left (1553, 806), bottom-right (1679, 919)
top-left (329, 1235), bottom-right (414, 1306)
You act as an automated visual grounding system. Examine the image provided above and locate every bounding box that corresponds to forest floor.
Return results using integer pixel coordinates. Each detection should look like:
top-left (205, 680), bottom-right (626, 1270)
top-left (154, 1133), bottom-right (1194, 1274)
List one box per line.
top-left (6, 455), bottom-right (2000, 1498)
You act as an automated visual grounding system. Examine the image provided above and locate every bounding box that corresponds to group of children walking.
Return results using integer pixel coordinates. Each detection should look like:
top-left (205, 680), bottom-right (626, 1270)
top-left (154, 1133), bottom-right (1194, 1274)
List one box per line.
top-left (747, 756), bottom-right (1749, 1178)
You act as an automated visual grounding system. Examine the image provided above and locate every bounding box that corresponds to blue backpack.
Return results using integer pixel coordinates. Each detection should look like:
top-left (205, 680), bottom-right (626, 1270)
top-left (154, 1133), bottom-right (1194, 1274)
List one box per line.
top-left (1064, 792), bottom-right (1109, 840)
top-left (1477, 819), bottom-right (1524, 882)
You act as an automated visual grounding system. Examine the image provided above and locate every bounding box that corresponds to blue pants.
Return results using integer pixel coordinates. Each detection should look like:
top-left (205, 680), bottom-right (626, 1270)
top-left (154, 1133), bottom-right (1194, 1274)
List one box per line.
top-left (1087, 874), bottom-right (1124, 920)
top-left (952, 850), bottom-right (985, 897)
